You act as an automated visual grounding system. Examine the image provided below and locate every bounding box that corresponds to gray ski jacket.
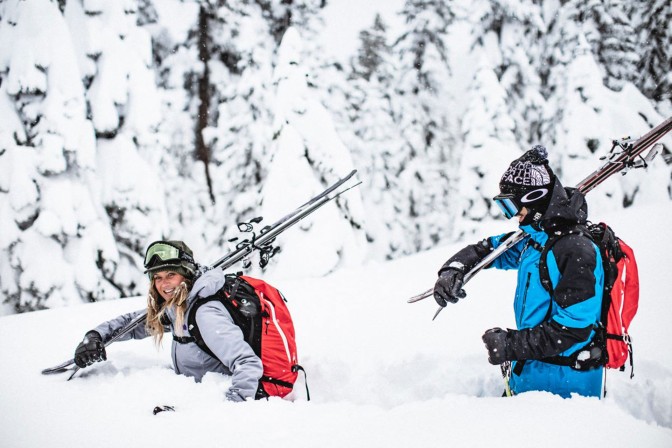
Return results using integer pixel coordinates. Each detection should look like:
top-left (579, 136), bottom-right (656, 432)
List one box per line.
top-left (93, 269), bottom-right (263, 402)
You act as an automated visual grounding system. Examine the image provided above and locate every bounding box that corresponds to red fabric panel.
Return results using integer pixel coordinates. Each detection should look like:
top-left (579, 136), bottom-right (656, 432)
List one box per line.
top-left (242, 276), bottom-right (299, 397)
top-left (605, 240), bottom-right (639, 369)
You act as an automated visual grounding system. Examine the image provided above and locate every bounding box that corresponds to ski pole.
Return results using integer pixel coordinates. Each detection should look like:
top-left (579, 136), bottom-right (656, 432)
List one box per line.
top-left (501, 361), bottom-right (512, 397)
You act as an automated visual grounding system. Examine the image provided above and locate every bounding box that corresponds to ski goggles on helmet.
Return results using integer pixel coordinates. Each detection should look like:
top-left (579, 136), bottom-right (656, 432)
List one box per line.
top-left (144, 242), bottom-right (195, 270)
top-left (493, 193), bottom-right (521, 219)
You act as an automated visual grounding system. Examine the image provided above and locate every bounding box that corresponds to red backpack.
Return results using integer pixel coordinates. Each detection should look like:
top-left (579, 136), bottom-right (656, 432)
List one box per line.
top-left (539, 223), bottom-right (639, 376)
top-left (187, 274), bottom-right (305, 398)
top-left (599, 228), bottom-right (639, 373)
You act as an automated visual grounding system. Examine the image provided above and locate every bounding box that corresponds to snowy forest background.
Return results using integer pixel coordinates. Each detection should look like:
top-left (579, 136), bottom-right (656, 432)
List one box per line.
top-left (1, 0), bottom-right (671, 315)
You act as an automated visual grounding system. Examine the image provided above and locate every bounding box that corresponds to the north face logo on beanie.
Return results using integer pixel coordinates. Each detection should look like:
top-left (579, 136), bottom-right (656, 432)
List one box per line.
top-left (499, 145), bottom-right (556, 213)
top-left (500, 160), bottom-right (552, 187)
top-left (500, 145), bottom-right (554, 188)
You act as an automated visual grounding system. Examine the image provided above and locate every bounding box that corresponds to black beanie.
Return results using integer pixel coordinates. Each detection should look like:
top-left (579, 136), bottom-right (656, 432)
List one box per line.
top-left (499, 145), bottom-right (556, 214)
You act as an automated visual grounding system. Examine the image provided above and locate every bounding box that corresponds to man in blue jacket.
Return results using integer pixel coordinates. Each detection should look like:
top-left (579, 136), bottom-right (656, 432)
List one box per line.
top-left (434, 146), bottom-right (604, 398)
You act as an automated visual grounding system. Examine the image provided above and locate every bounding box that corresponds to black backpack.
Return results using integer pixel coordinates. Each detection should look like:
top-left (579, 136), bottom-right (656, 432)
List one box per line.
top-left (536, 222), bottom-right (638, 375)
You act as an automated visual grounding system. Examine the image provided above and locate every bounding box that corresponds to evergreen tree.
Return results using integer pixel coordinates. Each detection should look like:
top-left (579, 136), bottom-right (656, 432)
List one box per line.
top-left (456, 55), bottom-right (521, 238)
top-left (352, 14), bottom-right (389, 82)
top-left (468, 0), bottom-right (545, 143)
top-left (562, 0), bottom-right (639, 91)
top-left (63, 0), bottom-right (168, 296)
top-left (634, 0), bottom-right (672, 103)
top-left (543, 13), bottom-right (669, 213)
top-left (262, 27), bottom-right (366, 278)
top-left (0, 0), bottom-right (121, 311)
top-left (386, 0), bottom-right (459, 252)
top-left (344, 14), bottom-right (412, 258)
top-left (147, 0), bottom-right (328, 264)
top-left (255, 0), bottom-right (325, 45)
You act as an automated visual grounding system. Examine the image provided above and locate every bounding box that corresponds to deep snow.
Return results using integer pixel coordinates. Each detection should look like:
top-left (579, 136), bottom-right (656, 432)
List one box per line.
top-left (1, 204), bottom-right (671, 448)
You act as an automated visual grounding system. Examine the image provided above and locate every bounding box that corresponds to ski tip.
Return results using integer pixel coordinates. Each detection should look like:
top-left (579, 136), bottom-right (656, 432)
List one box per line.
top-left (41, 359), bottom-right (76, 375)
top-left (407, 288), bottom-right (433, 303)
top-left (41, 367), bottom-right (69, 375)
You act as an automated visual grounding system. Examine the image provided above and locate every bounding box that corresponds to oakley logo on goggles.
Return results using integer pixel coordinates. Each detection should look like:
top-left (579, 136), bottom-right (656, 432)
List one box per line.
top-left (493, 194), bottom-right (520, 219)
top-left (144, 242), bottom-right (194, 269)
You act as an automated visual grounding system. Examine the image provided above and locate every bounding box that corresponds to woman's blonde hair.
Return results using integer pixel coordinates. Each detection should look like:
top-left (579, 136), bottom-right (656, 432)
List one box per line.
top-left (145, 275), bottom-right (191, 347)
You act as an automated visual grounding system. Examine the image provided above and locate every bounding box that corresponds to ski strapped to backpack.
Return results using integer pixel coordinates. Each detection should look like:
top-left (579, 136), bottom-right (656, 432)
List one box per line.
top-left (183, 274), bottom-right (308, 400)
top-left (532, 222), bottom-right (639, 377)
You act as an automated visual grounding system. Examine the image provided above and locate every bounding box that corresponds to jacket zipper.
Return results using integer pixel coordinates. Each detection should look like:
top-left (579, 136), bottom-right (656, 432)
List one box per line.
top-left (519, 272), bottom-right (532, 324)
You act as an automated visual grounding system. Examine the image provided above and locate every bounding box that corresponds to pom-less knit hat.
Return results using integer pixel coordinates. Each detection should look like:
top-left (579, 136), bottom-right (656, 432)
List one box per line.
top-left (499, 145), bottom-right (556, 214)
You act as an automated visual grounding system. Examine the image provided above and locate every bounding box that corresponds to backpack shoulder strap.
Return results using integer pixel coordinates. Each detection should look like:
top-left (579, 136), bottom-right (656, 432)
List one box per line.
top-left (538, 224), bottom-right (591, 296)
top-left (186, 297), bottom-right (221, 359)
top-left (186, 274), bottom-right (260, 359)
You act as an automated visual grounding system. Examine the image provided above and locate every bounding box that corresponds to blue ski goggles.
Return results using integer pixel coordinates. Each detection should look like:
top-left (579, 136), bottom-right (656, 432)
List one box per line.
top-left (493, 194), bottom-right (521, 219)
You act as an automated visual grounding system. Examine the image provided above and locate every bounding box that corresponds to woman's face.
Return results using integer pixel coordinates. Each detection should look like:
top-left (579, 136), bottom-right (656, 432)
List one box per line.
top-left (153, 271), bottom-right (187, 301)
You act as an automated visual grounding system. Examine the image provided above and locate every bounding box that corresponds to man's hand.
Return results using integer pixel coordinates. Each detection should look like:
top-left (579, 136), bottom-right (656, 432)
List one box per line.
top-left (433, 269), bottom-right (466, 307)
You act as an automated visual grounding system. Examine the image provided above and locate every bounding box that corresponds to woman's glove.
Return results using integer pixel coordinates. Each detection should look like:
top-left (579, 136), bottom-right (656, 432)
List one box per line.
top-left (74, 331), bottom-right (107, 368)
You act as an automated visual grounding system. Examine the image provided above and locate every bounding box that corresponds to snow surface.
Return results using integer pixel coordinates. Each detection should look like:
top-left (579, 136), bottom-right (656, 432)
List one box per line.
top-left (1, 204), bottom-right (671, 447)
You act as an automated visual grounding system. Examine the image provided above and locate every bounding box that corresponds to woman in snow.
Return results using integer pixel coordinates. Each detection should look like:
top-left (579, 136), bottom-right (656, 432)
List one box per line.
top-left (73, 240), bottom-right (263, 402)
top-left (433, 146), bottom-right (605, 398)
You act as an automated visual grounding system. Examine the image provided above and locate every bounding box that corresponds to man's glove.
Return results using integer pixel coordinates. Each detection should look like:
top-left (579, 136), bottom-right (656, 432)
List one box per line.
top-left (74, 331), bottom-right (107, 368)
top-left (433, 268), bottom-right (466, 307)
top-left (482, 327), bottom-right (512, 365)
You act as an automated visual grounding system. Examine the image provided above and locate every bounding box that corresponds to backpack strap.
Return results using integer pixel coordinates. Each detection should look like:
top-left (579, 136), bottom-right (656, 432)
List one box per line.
top-left (185, 275), bottom-right (271, 399)
top-left (513, 224), bottom-right (595, 376)
top-left (186, 275), bottom-right (262, 359)
top-left (186, 297), bottom-right (220, 359)
top-left (538, 224), bottom-right (591, 296)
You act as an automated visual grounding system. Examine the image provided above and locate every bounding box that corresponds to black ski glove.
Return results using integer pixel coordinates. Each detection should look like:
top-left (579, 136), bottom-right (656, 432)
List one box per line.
top-left (74, 331), bottom-right (107, 368)
top-left (434, 238), bottom-right (495, 307)
top-left (433, 269), bottom-right (466, 307)
top-left (482, 327), bottom-right (513, 365)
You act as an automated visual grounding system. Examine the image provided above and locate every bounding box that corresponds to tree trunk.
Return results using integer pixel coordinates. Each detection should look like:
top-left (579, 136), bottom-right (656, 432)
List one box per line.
top-left (195, 6), bottom-right (216, 204)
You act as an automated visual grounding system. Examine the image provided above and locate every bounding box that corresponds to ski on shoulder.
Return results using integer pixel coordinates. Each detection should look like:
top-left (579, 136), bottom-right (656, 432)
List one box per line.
top-left (408, 116), bottom-right (672, 320)
top-left (42, 170), bottom-right (360, 377)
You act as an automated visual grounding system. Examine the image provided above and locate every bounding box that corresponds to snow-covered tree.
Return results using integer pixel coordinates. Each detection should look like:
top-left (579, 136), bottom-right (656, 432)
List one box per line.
top-left (0, 0), bottom-right (121, 311)
top-left (559, 0), bottom-right (639, 92)
top-left (351, 14), bottom-right (390, 82)
top-left (455, 54), bottom-right (521, 237)
top-left (384, 0), bottom-right (459, 252)
top-left (342, 14), bottom-right (414, 258)
top-left (63, 0), bottom-right (168, 296)
top-left (261, 27), bottom-right (366, 278)
top-left (145, 0), bottom-right (329, 265)
top-left (543, 16), bottom-right (670, 214)
top-left (468, 0), bottom-right (545, 143)
top-left (634, 0), bottom-right (672, 104)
